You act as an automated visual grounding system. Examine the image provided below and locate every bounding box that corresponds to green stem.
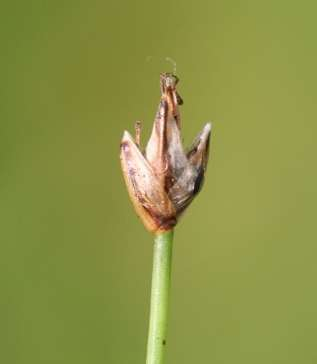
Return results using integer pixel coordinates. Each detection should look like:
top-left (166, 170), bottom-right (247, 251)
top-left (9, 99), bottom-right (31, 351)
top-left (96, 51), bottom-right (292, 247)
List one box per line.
top-left (146, 230), bottom-right (174, 364)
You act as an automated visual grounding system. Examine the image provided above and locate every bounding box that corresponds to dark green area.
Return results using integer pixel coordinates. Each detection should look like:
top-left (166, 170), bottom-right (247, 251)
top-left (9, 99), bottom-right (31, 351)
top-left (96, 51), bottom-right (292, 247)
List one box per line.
top-left (1, 1), bottom-right (317, 363)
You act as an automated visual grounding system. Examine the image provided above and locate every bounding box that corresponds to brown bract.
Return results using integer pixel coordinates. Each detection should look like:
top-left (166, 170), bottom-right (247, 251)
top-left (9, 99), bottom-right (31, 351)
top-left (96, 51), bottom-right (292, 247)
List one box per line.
top-left (120, 73), bottom-right (212, 234)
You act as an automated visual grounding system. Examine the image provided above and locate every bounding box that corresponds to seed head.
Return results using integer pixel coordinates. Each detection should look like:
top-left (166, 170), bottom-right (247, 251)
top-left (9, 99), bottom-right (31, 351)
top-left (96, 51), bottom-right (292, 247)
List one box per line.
top-left (120, 73), bottom-right (212, 234)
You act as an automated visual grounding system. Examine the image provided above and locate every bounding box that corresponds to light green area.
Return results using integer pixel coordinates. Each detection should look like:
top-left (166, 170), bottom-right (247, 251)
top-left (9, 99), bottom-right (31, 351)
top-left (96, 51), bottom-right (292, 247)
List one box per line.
top-left (1, 1), bottom-right (317, 363)
top-left (146, 231), bottom-right (173, 364)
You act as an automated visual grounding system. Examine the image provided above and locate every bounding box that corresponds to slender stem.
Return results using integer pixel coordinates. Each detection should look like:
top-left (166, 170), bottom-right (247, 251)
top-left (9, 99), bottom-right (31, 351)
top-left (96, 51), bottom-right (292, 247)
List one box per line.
top-left (146, 230), bottom-right (174, 364)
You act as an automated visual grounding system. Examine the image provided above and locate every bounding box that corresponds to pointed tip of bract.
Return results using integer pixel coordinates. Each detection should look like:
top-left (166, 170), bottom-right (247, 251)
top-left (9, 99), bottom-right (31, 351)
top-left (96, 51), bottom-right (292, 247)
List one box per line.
top-left (203, 122), bottom-right (212, 135)
top-left (121, 130), bottom-right (133, 142)
top-left (120, 130), bottom-right (137, 153)
top-left (186, 121), bottom-right (212, 172)
top-left (199, 122), bottom-right (212, 147)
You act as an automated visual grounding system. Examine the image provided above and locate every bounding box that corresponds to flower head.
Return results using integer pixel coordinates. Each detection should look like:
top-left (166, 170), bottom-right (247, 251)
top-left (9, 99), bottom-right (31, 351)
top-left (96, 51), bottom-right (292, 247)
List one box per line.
top-left (120, 73), bottom-right (212, 234)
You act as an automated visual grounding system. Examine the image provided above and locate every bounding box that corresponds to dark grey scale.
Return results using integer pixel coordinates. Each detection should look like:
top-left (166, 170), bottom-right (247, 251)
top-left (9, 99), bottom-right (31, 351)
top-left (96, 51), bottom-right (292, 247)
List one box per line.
top-left (176, 92), bottom-right (183, 105)
top-left (193, 168), bottom-right (205, 195)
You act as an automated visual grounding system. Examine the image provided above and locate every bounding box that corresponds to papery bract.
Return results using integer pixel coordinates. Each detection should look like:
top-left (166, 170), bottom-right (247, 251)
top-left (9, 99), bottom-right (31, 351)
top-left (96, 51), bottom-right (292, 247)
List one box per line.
top-left (120, 73), bottom-right (212, 234)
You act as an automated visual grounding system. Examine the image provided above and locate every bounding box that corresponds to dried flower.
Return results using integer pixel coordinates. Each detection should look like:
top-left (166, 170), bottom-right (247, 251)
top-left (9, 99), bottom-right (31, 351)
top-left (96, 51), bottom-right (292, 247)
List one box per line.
top-left (120, 73), bottom-right (212, 234)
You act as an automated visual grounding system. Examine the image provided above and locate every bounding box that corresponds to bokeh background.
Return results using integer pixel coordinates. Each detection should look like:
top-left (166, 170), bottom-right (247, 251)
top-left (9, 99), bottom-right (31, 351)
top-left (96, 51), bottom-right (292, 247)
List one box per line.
top-left (1, 1), bottom-right (317, 363)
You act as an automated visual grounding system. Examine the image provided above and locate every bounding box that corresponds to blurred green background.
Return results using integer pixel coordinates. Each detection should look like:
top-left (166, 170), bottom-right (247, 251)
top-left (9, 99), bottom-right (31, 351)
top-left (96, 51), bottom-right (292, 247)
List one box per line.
top-left (1, 1), bottom-right (317, 363)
